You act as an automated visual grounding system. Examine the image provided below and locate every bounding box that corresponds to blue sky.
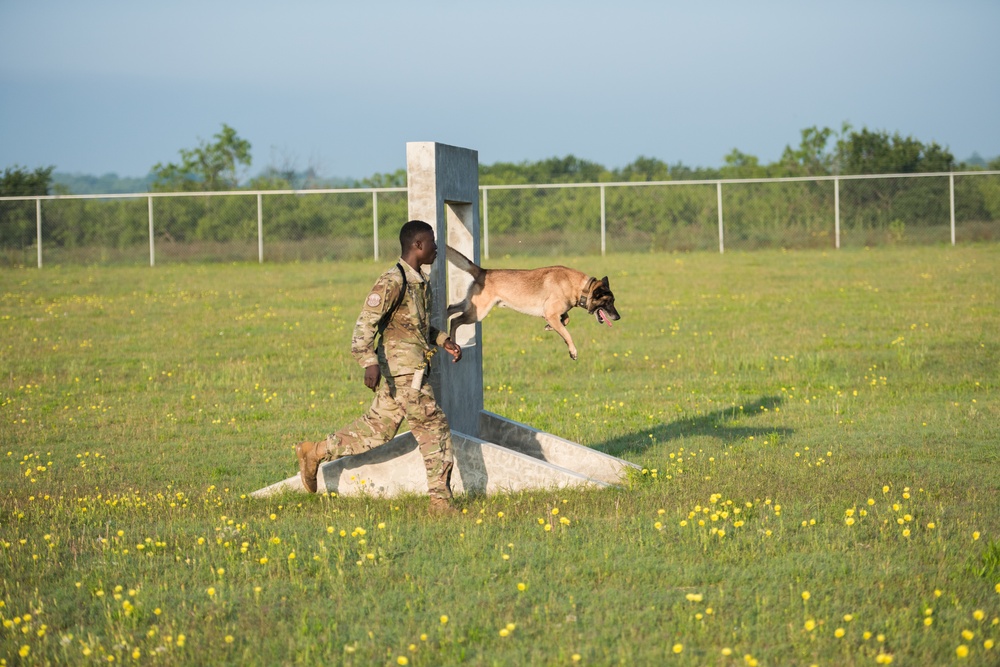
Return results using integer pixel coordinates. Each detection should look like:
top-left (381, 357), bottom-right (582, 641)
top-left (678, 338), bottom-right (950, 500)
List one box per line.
top-left (1, 1), bottom-right (997, 181)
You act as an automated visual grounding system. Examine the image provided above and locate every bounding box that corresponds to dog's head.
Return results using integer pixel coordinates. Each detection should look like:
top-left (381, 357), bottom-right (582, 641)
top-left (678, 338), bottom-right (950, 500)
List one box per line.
top-left (589, 276), bottom-right (620, 327)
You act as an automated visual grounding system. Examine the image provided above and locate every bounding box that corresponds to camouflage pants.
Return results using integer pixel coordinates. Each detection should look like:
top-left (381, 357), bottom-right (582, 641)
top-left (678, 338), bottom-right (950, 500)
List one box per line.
top-left (324, 375), bottom-right (453, 500)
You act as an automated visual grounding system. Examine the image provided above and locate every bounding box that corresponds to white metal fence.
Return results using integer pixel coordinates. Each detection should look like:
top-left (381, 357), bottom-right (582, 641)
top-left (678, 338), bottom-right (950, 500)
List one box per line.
top-left (1, 170), bottom-right (998, 267)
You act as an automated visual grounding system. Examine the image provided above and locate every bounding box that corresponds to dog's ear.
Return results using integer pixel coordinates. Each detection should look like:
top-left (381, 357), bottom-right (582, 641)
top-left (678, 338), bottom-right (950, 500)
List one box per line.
top-left (593, 277), bottom-right (611, 298)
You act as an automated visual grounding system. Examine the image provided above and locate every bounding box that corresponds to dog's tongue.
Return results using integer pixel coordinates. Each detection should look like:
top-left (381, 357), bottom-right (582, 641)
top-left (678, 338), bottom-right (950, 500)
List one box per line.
top-left (597, 309), bottom-right (613, 328)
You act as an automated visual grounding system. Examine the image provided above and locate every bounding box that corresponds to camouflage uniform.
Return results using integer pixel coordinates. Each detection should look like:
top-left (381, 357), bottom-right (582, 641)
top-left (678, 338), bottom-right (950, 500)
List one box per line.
top-left (323, 259), bottom-right (454, 500)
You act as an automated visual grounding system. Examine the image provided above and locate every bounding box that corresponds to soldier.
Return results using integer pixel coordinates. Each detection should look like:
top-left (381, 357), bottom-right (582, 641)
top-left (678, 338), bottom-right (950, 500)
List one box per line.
top-left (295, 220), bottom-right (463, 515)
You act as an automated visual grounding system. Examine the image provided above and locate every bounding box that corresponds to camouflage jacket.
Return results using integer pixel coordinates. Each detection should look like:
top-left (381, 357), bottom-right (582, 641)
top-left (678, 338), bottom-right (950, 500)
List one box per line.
top-left (351, 259), bottom-right (449, 377)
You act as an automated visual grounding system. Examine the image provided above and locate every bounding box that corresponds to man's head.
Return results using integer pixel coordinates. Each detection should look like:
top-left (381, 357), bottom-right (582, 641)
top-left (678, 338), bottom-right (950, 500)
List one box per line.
top-left (400, 220), bottom-right (437, 266)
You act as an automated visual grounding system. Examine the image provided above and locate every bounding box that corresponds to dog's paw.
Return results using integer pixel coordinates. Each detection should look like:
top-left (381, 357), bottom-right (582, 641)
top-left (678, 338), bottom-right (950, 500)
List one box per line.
top-left (569, 351), bottom-right (578, 361)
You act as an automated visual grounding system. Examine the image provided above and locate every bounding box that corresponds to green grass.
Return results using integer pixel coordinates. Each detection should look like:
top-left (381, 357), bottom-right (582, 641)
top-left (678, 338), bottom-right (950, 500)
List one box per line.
top-left (1, 245), bottom-right (999, 665)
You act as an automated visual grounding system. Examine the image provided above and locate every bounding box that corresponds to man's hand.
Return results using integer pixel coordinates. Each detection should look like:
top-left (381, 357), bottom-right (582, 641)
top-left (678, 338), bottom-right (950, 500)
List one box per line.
top-left (443, 338), bottom-right (462, 363)
top-left (364, 364), bottom-right (381, 392)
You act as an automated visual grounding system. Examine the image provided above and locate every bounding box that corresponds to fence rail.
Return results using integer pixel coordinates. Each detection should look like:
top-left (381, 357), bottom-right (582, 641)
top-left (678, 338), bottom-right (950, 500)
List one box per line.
top-left (2, 171), bottom-right (999, 267)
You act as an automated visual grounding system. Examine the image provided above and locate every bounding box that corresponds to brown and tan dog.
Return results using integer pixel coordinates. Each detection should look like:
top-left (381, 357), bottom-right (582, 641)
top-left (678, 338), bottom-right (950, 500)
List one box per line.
top-left (446, 246), bottom-right (620, 360)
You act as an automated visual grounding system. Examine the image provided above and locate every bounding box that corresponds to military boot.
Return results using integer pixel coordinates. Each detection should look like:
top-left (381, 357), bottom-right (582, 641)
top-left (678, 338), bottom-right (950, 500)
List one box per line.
top-left (295, 439), bottom-right (329, 493)
top-left (428, 496), bottom-right (459, 516)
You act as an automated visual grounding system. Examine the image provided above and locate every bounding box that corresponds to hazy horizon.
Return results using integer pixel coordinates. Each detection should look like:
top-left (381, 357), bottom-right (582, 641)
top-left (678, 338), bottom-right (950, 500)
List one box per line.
top-left (3, 1), bottom-right (998, 181)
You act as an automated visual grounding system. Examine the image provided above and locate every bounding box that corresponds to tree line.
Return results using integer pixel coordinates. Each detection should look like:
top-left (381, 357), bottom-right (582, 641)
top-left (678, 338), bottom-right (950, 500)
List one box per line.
top-left (2, 124), bottom-right (998, 257)
top-left (6, 122), bottom-right (999, 197)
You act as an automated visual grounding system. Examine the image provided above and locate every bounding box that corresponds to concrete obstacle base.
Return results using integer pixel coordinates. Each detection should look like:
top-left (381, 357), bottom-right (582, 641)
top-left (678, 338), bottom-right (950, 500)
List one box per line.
top-left (250, 411), bottom-right (638, 499)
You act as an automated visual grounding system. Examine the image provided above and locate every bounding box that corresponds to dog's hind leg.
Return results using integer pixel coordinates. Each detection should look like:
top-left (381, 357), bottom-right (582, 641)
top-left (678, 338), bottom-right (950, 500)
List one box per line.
top-left (447, 301), bottom-right (483, 340)
top-left (447, 309), bottom-right (476, 340)
top-left (448, 295), bottom-right (501, 340)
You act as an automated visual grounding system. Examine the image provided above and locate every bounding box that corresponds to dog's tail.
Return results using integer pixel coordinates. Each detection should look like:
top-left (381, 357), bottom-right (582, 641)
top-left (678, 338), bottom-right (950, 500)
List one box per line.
top-left (446, 246), bottom-right (485, 283)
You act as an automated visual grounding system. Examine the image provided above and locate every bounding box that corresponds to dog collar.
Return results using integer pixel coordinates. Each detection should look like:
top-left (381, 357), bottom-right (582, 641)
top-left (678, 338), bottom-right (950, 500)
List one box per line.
top-left (577, 277), bottom-right (597, 310)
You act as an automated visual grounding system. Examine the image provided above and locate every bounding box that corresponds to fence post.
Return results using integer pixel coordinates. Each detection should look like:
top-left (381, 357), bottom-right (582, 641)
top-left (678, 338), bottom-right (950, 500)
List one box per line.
top-left (600, 184), bottom-right (606, 256)
top-left (257, 193), bottom-right (264, 263)
top-left (949, 173), bottom-right (956, 246)
top-left (36, 199), bottom-right (42, 268)
top-left (482, 188), bottom-right (489, 260)
top-left (372, 191), bottom-right (379, 261)
top-left (148, 196), bottom-right (155, 267)
top-left (716, 182), bottom-right (724, 254)
top-left (834, 178), bottom-right (841, 250)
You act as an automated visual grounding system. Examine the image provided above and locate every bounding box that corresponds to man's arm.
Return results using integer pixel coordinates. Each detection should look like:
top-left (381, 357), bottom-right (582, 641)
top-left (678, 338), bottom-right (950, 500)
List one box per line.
top-left (441, 337), bottom-right (462, 363)
top-left (351, 272), bottom-right (401, 390)
top-left (430, 326), bottom-right (462, 363)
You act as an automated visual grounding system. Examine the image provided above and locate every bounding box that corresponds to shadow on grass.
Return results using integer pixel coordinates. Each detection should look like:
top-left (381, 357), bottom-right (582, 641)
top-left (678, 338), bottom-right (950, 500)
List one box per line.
top-left (597, 395), bottom-right (793, 458)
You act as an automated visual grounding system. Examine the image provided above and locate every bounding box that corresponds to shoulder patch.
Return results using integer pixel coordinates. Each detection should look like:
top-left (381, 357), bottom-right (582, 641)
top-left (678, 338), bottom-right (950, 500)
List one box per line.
top-left (366, 293), bottom-right (382, 308)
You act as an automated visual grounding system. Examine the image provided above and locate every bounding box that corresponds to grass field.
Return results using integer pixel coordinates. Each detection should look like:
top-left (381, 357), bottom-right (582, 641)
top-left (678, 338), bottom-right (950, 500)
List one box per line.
top-left (2, 245), bottom-right (999, 666)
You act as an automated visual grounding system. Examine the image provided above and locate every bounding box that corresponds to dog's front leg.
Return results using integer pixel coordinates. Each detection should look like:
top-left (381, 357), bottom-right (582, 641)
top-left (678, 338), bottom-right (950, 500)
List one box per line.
top-left (544, 315), bottom-right (578, 360)
top-left (544, 312), bottom-right (571, 332)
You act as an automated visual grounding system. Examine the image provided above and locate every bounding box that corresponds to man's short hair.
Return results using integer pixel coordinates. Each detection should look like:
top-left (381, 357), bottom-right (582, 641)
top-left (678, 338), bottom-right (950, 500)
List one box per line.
top-left (400, 220), bottom-right (433, 251)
